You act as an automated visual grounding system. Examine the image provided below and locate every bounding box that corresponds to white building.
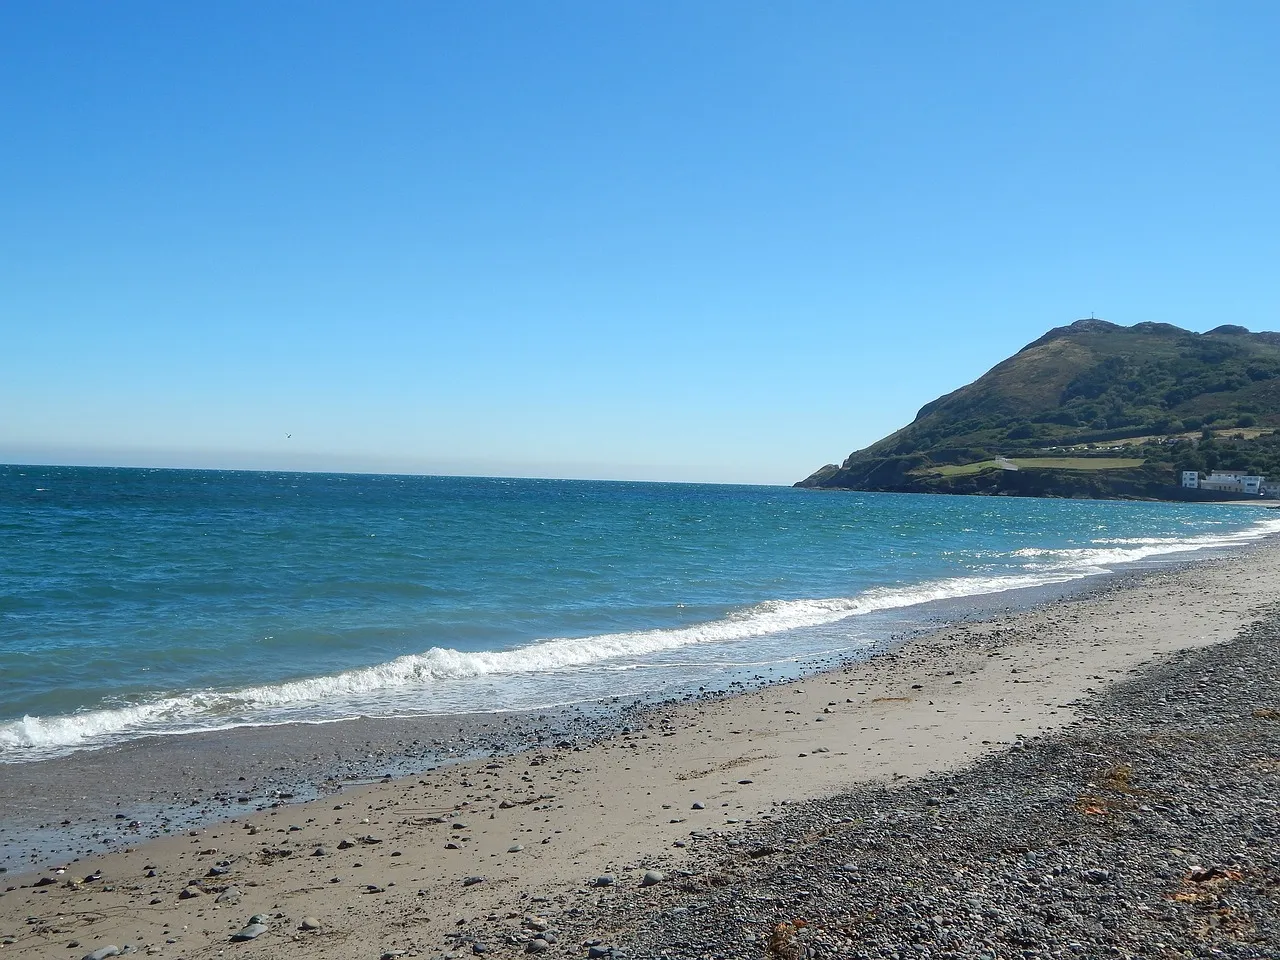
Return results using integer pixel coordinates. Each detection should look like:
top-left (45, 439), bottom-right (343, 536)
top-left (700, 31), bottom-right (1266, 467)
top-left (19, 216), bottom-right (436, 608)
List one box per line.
top-left (1192, 470), bottom-right (1269, 496)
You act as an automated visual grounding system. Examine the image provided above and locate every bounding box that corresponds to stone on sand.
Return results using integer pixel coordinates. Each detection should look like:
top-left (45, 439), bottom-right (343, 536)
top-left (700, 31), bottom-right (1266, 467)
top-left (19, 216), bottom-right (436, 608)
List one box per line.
top-left (230, 921), bottom-right (268, 941)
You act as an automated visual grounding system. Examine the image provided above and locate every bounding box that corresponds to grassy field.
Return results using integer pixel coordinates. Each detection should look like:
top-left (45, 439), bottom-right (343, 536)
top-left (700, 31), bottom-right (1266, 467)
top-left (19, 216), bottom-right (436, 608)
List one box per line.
top-left (924, 457), bottom-right (1145, 478)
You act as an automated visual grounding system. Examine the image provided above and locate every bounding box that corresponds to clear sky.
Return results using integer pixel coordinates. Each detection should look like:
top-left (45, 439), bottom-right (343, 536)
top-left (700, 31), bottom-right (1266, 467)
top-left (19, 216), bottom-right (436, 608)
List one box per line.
top-left (2, 2), bottom-right (1278, 484)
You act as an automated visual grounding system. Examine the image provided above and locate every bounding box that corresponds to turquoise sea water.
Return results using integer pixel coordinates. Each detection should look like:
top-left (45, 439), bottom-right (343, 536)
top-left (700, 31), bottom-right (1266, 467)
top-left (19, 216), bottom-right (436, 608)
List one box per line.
top-left (2, 465), bottom-right (1276, 762)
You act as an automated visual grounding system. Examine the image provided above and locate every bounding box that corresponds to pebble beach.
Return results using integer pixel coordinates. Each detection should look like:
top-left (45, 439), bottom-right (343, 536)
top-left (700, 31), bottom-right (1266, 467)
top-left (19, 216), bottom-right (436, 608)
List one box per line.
top-left (3, 541), bottom-right (1279, 959)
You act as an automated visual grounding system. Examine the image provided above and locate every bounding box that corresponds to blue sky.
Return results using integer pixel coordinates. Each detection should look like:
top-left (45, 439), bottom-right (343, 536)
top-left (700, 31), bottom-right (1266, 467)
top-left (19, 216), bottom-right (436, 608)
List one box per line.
top-left (2, 2), bottom-right (1278, 484)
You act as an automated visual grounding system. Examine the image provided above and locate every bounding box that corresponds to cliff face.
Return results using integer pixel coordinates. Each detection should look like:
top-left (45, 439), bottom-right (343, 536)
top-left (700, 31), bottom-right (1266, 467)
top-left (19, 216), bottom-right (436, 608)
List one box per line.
top-left (799, 320), bottom-right (1280, 498)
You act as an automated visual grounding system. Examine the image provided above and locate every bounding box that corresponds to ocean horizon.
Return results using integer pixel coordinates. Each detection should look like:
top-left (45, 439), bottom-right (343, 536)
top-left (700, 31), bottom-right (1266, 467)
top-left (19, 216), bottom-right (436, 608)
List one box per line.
top-left (3, 463), bottom-right (1277, 763)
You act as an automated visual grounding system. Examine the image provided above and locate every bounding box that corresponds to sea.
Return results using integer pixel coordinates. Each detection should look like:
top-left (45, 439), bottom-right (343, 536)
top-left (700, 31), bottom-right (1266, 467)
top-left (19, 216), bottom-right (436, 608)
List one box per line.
top-left (3, 464), bottom-right (1277, 765)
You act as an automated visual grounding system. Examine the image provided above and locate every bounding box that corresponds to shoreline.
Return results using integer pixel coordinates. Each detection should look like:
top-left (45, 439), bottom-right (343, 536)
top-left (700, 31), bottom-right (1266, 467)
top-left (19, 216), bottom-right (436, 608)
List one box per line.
top-left (0, 553), bottom-right (1219, 878)
top-left (4, 541), bottom-right (1280, 958)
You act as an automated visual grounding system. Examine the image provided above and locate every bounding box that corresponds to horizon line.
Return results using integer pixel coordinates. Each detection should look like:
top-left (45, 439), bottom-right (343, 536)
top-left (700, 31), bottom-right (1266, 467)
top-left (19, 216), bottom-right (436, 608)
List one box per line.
top-left (0, 458), bottom-right (793, 488)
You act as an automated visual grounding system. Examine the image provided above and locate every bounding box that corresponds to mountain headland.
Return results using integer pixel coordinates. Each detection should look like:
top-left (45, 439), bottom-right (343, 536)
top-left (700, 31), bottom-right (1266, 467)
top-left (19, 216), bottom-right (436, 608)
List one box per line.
top-left (798, 319), bottom-right (1280, 499)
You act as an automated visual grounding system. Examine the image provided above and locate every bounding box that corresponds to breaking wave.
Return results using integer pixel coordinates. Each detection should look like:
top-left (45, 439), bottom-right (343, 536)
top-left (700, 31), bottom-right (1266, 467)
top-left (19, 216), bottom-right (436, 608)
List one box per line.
top-left (5, 513), bottom-right (1279, 760)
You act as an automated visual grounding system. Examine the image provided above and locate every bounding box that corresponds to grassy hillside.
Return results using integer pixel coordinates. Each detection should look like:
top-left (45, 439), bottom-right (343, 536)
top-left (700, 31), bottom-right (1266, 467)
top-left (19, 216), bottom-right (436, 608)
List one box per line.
top-left (799, 319), bottom-right (1280, 498)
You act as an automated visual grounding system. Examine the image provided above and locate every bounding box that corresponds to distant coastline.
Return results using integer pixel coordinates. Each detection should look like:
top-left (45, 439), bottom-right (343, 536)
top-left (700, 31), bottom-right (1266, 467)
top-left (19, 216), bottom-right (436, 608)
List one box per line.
top-left (800, 319), bottom-right (1280, 501)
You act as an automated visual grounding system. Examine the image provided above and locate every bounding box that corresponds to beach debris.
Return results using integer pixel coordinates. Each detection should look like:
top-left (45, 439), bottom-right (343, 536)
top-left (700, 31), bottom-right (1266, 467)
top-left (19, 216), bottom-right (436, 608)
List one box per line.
top-left (507, 843), bottom-right (524, 853)
top-left (81, 947), bottom-right (120, 960)
top-left (593, 874), bottom-right (616, 887)
top-left (214, 886), bottom-right (242, 904)
top-left (337, 837), bottom-right (358, 849)
top-left (463, 875), bottom-right (484, 886)
top-left (691, 801), bottom-right (705, 810)
top-left (299, 917), bottom-right (322, 930)
top-left (1187, 865), bottom-right (1239, 883)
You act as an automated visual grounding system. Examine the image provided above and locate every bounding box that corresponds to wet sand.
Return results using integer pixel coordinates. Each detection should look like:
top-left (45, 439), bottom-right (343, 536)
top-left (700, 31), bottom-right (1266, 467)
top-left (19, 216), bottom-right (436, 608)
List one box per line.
top-left (3, 544), bottom-right (1280, 959)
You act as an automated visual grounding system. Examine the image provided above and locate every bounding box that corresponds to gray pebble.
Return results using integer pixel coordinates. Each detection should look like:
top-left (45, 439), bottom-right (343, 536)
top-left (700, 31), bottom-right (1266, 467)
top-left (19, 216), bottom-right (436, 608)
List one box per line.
top-left (230, 922), bottom-right (268, 942)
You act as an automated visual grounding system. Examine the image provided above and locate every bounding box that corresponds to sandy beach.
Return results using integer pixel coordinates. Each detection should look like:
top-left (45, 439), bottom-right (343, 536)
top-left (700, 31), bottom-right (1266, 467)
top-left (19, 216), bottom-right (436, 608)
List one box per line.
top-left (3, 544), bottom-right (1280, 959)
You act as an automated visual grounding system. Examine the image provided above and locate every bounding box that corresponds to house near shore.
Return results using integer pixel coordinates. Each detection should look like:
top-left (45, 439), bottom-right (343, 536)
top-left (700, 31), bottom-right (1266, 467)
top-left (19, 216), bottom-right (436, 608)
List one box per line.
top-left (1181, 469), bottom-right (1269, 496)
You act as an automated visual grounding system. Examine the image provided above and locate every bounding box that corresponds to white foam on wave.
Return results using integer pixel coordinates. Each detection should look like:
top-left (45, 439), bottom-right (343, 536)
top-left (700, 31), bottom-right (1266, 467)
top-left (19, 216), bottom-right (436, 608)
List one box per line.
top-left (1011, 516), bottom-right (1280, 569)
top-left (0, 572), bottom-right (1051, 755)
top-left (6, 513), bottom-right (1279, 760)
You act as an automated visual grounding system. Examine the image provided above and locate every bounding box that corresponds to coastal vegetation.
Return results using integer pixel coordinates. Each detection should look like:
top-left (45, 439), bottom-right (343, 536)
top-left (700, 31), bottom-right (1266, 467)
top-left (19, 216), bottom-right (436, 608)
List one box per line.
top-left (799, 320), bottom-right (1280, 498)
top-left (922, 457), bottom-right (1145, 478)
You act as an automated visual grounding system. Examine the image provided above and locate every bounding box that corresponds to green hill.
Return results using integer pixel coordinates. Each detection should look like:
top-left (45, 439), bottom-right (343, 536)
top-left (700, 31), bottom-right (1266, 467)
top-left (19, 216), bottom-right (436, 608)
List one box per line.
top-left (798, 319), bottom-right (1280, 499)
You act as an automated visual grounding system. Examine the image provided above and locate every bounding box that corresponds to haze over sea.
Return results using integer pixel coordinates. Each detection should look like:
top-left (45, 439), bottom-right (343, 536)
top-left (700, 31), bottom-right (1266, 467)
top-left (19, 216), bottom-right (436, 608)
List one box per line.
top-left (3, 464), bottom-right (1276, 763)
